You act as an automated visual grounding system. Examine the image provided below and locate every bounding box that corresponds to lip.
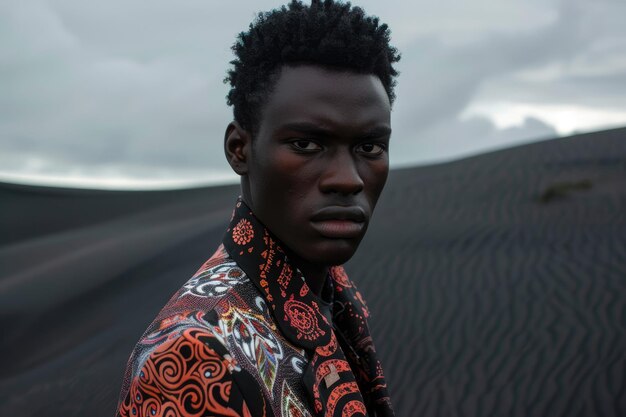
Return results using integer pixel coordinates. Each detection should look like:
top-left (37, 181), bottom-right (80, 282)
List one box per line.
top-left (310, 206), bottom-right (367, 239)
top-left (310, 219), bottom-right (364, 239)
top-left (310, 206), bottom-right (366, 222)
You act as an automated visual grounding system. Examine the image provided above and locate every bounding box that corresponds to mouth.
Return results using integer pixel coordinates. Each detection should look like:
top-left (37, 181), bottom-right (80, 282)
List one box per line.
top-left (310, 206), bottom-right (367, 239)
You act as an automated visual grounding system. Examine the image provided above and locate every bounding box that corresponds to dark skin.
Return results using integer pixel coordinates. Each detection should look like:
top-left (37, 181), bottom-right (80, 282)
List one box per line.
top-left (224, 65), bottom-right (391, 296)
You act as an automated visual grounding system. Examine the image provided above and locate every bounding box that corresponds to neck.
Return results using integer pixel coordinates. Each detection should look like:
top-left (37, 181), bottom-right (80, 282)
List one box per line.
top-left (301, 265), bottom-right (329, 297)
top-left (286, 249), bottom-right (329, 297)
top-left (239, 192), bottom-right (330, 297)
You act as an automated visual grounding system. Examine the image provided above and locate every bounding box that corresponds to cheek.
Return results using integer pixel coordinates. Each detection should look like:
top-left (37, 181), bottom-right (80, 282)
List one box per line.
top-left (270, 151), bottom-right (320, 184)
top-left (251, 151), bottom-right (319, 204)
top-left (362, 161), bottom-right (389, 202)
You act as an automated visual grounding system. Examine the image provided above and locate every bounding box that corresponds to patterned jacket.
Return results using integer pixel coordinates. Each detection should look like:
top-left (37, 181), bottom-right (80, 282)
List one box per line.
top-left (117, 200), bottom-right (394, 417)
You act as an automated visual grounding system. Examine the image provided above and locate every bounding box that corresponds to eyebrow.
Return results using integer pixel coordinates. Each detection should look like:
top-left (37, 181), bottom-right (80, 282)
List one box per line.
top-left (279, 122), bottom-right (392, 138)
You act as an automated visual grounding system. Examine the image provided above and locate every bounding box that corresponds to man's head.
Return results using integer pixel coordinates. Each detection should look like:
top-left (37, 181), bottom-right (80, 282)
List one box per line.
top-left (224, 0), bottom-right (400, 270)
top-left (224, 0), bottom-right (400, 135)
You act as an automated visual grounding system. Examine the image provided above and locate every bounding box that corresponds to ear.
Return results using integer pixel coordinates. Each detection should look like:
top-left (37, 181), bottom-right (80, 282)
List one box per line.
top-left (224, 121), bottom-right (252, 175)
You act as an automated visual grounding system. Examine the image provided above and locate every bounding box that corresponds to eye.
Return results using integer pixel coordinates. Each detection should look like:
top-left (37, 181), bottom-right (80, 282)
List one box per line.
top-left (356, 143), bottom-right (386, 156)
top-left (290, 139), bottom-right (322, 152)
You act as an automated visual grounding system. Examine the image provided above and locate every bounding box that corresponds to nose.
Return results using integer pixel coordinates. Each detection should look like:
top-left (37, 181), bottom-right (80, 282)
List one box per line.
top-left (319, 149), bottom-right (364, 195)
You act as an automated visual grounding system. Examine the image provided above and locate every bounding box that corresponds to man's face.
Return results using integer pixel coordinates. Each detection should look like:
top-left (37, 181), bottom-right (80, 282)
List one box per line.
top-left (244, 65), bottom-right (391, 267)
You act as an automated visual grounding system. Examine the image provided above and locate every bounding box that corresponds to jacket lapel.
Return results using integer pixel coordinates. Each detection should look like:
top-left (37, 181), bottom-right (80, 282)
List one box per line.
top-left (330, 266), bottom-right (395, 416)
top-left (223, 199), bottom-right (393, 417)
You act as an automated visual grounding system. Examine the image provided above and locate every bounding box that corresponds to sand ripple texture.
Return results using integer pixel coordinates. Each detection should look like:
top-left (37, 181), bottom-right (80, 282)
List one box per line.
top-left (0, 128), bottom-right (625, 416)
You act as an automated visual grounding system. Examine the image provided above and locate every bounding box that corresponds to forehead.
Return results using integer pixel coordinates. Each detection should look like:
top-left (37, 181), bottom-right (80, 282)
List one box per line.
top-left (258, 65), bottom-right (391, 133)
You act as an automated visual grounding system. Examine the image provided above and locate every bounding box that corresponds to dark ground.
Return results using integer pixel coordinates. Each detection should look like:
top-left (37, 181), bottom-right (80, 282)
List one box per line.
top-left (1, 128), bottom-right (625, 416)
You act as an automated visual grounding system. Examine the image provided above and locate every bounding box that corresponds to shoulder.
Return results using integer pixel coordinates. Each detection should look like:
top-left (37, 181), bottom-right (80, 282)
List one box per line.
top-left (180, 245), bottom-right (249, 300)
top-left (152, 245), bottom-right (251, 322)
top-left (127, 245), bottom-right (255, 378)
top-left (117, 323), bottom-right (252, 417)
top-left (117, 246), bottom-right (269, 416)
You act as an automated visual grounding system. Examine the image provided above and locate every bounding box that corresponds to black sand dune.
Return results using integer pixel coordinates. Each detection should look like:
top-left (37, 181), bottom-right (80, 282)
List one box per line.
top-left (1, 128), bottom-right (625, 416)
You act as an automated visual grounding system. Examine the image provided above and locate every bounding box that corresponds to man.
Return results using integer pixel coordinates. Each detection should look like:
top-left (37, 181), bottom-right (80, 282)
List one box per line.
top-left (116, 1), bottom-right (400, 416)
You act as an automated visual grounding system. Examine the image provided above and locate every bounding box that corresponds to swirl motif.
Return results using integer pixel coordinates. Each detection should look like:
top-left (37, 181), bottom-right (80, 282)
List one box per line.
top-left (119, 328), bottom-right (242, 417)
top-left (118, 199), bottom-right (394, 417)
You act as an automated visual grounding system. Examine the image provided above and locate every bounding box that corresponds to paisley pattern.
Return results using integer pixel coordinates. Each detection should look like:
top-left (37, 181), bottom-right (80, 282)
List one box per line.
top-left (282, 380), bottom-right (311, 417)
top-left (117, 199), bottom-right (393, 417)
top-left (181, 262), bottom-right (246, 298)
top-left (220, 303), bottom-right (284, 394)
top-left (223, 200), bottom-right (394, 417)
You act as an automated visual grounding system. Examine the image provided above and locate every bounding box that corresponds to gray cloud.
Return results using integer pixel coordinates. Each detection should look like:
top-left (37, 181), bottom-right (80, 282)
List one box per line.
top-left (0, 0), bottom-right (624, 187)
top-left (392, 116), bottom-right (557, 166)
top-left (389, 0), bottom-right (626, 164)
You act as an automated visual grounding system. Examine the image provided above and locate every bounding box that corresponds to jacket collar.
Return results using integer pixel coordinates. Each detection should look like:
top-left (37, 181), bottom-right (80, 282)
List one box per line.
top-left (222, 198), bottom-right (334, 351)
top-left (222, 198), bottom-right (394, 417)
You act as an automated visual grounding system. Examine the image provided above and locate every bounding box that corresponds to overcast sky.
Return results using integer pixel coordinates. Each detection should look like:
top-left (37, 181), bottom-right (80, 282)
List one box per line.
top-left (2, 0), bottom-right (625, 189)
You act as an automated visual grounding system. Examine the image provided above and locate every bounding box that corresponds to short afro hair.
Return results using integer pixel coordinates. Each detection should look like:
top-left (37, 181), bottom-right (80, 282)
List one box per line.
top-left (224, 0), bottom-right (401, 133)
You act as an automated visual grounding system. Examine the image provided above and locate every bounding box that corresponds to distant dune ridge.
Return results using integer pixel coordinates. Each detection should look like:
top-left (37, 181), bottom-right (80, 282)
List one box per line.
top-left (1, 128), bottom-right (625, 416)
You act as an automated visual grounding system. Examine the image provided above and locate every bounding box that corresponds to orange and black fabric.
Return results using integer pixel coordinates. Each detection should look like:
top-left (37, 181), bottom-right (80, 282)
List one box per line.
top-left (116, 199), bottom-right (393, 417)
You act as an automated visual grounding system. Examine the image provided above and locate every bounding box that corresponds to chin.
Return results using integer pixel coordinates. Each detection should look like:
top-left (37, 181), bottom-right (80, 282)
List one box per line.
top-left (308, 239), bottom-right (360, 266)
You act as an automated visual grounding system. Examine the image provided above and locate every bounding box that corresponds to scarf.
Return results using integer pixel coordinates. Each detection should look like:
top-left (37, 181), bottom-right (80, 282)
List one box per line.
top-left (223, 199), bottom-right (394, 417)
